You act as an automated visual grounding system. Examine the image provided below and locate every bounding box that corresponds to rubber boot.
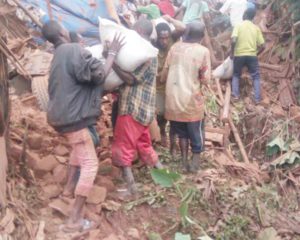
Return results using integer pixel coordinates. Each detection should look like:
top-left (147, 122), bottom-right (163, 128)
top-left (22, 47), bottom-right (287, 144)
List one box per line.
top-left (157, 116), bottom-right (167, 147)
top-left (169, 128), bottom-right (176, 160)
top-left (122, 167), bottom-right (137, 195)
top-left (190, 153), bottom-right (200, 173)
top-left (154, 161), bottom-right (164, 169)
top-left (179, 138), bottom-right (189, 172)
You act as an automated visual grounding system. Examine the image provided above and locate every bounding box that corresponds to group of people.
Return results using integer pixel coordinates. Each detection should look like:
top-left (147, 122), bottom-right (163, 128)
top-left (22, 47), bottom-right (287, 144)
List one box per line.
top-left (41, 0), bottom-right (265, 232)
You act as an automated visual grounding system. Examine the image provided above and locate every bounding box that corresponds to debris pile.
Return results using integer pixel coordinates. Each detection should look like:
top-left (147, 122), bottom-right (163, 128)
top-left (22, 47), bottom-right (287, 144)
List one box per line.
top-left (0, 0), bottom-right (299, 239)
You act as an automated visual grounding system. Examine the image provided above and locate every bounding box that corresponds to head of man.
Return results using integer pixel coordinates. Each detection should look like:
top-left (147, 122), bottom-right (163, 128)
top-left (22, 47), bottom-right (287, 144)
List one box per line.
top-left (133, 18), bottom-right (153, 41)
top-left (69, 32), bottom-right (84, 45)
top-left (42, 20), bottom-right (70, 46)
top-left (183, 21), bottom-right (205, 43)
top-left (243, 7), bottom-right (256, 21)
top-left (156, 23), bottom-right (171, 50)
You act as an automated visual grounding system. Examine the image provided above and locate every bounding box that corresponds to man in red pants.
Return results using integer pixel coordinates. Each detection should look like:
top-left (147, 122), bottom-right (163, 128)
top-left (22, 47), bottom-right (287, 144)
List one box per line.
top-left (112, 19), bottom-right (163, 195)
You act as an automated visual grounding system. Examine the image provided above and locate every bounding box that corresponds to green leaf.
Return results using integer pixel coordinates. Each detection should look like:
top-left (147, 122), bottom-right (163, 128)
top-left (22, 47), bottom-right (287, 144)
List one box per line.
top-left (151, 169), bottom-right (181, 188)
top-left (175, 232), bottom-right (191, 240)
top-left (266, 145), bottom-right (280, 156)
top-left (271, 151), bottom-right (300, 167)
top-left (198, 236), bottom-right (214, 240)
top-left (148, 232), bottom-right (163, 240)
top-left (266, 136), bottom-right (288, 156)
top-left (179, 202), bottom-right (189, 219)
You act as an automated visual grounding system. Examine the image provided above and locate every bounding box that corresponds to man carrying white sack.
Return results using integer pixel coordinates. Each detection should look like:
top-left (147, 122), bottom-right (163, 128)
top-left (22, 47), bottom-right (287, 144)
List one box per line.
top-left (219, 0), bottom-right (248, 28)
top-left (109, 18), bottom-right (164, 195)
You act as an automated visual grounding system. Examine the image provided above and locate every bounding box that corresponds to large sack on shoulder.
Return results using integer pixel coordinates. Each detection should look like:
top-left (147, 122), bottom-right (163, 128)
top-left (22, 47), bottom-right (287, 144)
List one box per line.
top-left (85, 44), bottom-right (104, 59)
top-left (85, 44), bottom-right (124, 91)
top-left (153, 18), bottom-right (175, 31)
top-left (99, 17), bottom-right (158, 72)
top-left (212, 57), bottom-right (234, 79)
top-left (103, 71), bottom-right (124, 91)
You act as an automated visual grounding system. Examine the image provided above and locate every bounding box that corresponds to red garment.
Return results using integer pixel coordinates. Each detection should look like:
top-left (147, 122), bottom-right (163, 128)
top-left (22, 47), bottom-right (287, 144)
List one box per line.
top-left (112, 115), bottom-right (158, 167)
top-left (152, 0), bottom-right (175, 17)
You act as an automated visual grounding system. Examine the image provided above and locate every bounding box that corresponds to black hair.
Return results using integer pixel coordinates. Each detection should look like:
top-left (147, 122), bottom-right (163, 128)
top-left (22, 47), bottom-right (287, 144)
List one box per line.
top-left (42, 20), bottom-right (63, 44)
top-left (69, 31), bottom-right (81, 43)
top-left (156, 23), bottom-right (171, 37)
top-left (133, 18), bottom-right (153, 38)
top-left (244, 8), bottom-right (256, 20)
top-left (185, 21), bottom-right (205, 41)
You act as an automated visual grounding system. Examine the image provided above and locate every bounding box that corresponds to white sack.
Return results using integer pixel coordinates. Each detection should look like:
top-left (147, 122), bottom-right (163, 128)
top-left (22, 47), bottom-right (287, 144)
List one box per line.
top-left (99, 17), bottom-right (158, 72)
top-left (212, 57), bottom-right (234, 79)
top-left (85, 44), bottom-right (104, 59)
top-left (153, 18), bottom-right (175, 32)
top-left (103, 71), bottom-right (124, 91)
top-left (85, 44), bottom-right (124, 91)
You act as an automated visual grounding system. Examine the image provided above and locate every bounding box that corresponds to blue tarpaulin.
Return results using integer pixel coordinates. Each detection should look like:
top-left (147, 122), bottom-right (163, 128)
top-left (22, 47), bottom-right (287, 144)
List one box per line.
top-left (21, 0), bottom-right (112, 43)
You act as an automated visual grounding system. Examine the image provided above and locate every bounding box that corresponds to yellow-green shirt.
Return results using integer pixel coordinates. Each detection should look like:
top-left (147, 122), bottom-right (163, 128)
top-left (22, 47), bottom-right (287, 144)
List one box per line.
top-left (232, 20), bottom-right (265, 56)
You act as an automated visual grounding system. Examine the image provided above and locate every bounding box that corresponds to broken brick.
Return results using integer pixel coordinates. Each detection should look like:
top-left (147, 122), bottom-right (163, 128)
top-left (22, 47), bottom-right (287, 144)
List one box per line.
top-left (42, 184), bottom-right (62, 199)
top-left (87, 186), bottom-right (107, 204)
top-left (95, 175), bottom-right (115, 191)
top-left (27, 133), bottom-right (43, 150)
top-left (52, 164), bottom-right (68, 184)
top-left (33, 155), bottom-right (59, 172)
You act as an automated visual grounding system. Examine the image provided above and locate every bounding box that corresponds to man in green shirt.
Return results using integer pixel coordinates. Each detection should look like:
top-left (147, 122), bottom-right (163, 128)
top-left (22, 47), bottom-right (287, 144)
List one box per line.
top-left (175, 0), bottom-right (209, 24)
top-left (231, 7), bottom-right (265, 104)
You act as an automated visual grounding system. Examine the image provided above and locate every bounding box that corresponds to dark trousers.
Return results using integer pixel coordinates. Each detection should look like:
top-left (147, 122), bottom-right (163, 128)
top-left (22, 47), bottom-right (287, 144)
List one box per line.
top-left (111, 99), bottom-right (119, 130)
top-left (232, 56), bottom-right (261, 102)
top-left (170, 121), bottom-right (205, 153)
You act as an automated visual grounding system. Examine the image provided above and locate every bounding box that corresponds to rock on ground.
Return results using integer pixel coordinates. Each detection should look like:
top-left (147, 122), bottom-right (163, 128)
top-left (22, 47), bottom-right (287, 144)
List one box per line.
top-left (87, 186), bottom-right (107, 204)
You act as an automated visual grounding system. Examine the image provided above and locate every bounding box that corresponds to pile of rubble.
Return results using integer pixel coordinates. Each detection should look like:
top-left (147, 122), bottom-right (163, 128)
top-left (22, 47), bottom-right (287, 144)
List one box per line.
top-left (0, 0), bottom-right (300, 239)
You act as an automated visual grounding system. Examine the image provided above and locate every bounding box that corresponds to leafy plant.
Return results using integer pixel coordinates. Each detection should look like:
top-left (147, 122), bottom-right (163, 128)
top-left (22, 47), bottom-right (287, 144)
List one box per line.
top-left (148, 232), bottom-right (163, 240)
top-left (151, 169), bottom-right (212, 239)
top-left (271, 151), bottom-right (300, 167)
top-left (205, 93), bottom-right (219, 115)
top-left (175, 232), bottom-right (191, 240)
top-left (266, 136), bottom-right (288, 156)
top-left (151, 169), bottom-right (181, 188)
top-left (267, 135), bottom-right (300, 167)
top-left (216, 215), bottom-right (252, 240)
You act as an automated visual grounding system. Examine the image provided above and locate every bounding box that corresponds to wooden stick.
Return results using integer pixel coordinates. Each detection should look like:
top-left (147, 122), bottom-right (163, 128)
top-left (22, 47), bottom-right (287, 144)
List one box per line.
top-left (104, 0), bottom-right (121, 24)
top-left (10, 0), bottom-right (42, 28)
top-left (221, 81), bottom-right (231, 123)
top-left (215, 78), bottom-right (224, 103)
top-left (260, 62), bottom-right (281, 72)
top-left (0, 39), bottom-right (31, 79)
top-left (206, 132), bottom-right (224, 146)
top-left (21, 95), bottom-right (36, 103)
top-left (213, 78), bottom-right (250, 163)
top-left (46, 0), bottom-right (53, 21)
top-left (205, 126), bottom-right (227, 135)
top-left (0, 137), bottom-right (8, 206)
top-left (228, 117), bottom-right (250, 163)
